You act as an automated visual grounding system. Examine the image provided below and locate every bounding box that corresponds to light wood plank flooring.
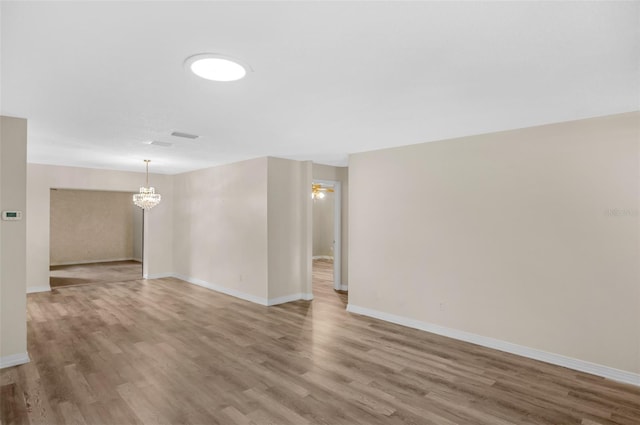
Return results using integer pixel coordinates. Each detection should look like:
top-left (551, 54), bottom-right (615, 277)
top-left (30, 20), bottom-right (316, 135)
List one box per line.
top-left (50, 261), bottom-right (142, 289)
top-left (312, 259), bottom-right (347, 305)
top-left (1, 260), bottom-right (639, 424)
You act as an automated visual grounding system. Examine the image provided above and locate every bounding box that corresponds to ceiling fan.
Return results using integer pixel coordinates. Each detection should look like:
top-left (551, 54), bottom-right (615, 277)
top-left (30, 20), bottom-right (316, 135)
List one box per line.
top-left (312, 183), bottom-right (334, 200)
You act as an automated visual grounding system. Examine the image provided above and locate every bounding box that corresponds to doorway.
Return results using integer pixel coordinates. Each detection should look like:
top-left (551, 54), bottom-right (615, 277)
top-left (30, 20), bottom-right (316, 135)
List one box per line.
top-left (311, 179), bottom-right (342, 294)
top-left (49, 189), bottom-right (143, 288)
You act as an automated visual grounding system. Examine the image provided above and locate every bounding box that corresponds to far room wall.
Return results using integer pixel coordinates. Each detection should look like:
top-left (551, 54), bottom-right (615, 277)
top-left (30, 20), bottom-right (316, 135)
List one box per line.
top-left (49, 189), bottom-right (143, 265)
top-left (312, 190), bottom-right (335, 257)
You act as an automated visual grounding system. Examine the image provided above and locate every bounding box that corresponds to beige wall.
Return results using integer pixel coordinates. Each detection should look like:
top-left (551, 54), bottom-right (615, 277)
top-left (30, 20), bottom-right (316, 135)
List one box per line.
top-left (172, 157), bottom-right (312, 304)
top-left (267, 157), bottom-right (312, 301)
top-left (312, 190), bottom-right (335, 257)
top-left (27, 164), bottom-right (173, 292)
top-left (312, 164), bottom-right (348, 285)
top-left (0, 116), bottom-right (28, 365)
top-left (50, 189), bottom-right (137, 265)
top-left (349, 112), bottom-right (640, 376)
top-left (172, 157), bottom-right (270, 302)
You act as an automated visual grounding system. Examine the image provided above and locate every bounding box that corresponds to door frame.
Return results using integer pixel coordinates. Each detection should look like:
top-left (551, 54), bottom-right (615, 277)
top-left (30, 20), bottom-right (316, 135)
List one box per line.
top-left (312, 179), bottom-right (342, 291)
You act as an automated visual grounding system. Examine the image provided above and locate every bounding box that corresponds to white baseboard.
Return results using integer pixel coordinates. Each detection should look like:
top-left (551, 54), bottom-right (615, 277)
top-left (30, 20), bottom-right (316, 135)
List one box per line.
top-left (144, 273), bottom-right (173, 279)
top-left (169, 274), bottom-right (311, 307)
top-left (339, 284), bottom-right (348, 291)
top-left (267, 293), bottom-right (305, 306)
top-left (346, 304), bottom-right (640, 387)
top-left (312, 255), bottom-right (334, 260)
top-left (27, 285), bottom-right (51, 294)
top-left (0, 352), bottom-right (30, 369)
top-left (51, 258), bottom-right (140, 266)
top-left (172, 274), bottom-right (270, 305)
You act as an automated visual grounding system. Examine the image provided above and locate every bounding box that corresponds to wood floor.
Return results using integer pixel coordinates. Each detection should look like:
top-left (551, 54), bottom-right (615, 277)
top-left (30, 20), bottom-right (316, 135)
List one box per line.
top-left (50, 261), bottom-right (142, 289)
top-left (312, 259), bottom-right (346, 303)
top-left (2, 261), bottom-right (639, 425)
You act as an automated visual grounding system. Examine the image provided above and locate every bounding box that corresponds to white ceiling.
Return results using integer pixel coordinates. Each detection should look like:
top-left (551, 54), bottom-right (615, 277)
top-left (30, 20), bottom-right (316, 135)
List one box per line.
top-left (2, 1), bottom-right (638, 174)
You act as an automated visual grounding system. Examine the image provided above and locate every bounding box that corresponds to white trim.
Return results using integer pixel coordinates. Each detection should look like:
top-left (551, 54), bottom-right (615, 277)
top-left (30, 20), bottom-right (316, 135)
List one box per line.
top-left (303, 162), bottom-right (314, 302)
top-left (332, 181), bottom-right (342, 291)
top-left (143, 272), bottom-right (173, 279)
top-left (172, 274), bottom-right (269, 306)
top-left (27, 286), bottom-right (51, 293)
top-left (267, 293), bottom-right (305, 306)
top-left (346, 304), bottom-right (640, 387)
top-left (50, 258), bottom-right (141, 266)
top-left (339, 284), bottom-right (348, 291)
top-left (0, 352), bottom-right (30, 369)
top-left (312, 255), bottom-right (334, 260)
top-left (169, 274), bottom-right (311, 306)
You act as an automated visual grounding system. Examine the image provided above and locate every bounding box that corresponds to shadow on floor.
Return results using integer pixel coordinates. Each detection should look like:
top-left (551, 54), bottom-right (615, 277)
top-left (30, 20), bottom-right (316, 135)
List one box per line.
top-left (49, 260), bottom-right (142, 288)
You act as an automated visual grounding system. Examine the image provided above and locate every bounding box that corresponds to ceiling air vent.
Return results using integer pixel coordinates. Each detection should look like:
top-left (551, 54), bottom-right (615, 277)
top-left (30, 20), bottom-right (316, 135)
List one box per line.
top-left (171, 131), bottom-right (199, 139)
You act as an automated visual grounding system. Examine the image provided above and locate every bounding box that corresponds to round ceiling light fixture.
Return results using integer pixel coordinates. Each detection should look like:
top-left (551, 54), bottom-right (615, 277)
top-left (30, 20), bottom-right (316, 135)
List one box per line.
top-left (185, 53), bottom-right (249, 82)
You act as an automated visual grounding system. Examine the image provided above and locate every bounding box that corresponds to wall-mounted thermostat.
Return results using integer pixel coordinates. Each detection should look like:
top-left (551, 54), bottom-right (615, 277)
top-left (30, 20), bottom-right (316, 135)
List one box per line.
top-left (2, 211), bottom-right (23, 221)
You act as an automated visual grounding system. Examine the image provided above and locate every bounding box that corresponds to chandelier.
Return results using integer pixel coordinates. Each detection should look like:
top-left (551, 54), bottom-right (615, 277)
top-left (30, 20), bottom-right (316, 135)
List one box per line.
top-left (312, 183), bottom-right (334, 200)
top-left (133, 160), bottom-right (161, 210)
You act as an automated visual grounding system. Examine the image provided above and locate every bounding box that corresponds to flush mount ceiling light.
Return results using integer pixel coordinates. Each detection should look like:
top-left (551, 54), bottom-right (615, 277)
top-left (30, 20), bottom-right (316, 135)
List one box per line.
top-left (185, 53), bottom-right (249, 82)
